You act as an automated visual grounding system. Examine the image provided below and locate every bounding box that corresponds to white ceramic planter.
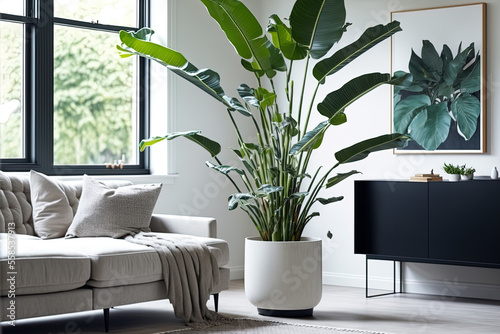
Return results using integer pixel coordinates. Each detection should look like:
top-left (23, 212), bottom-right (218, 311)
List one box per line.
top-left (447, 174), bottom-right (460, 182)
top-left (244, 236), bottom-right (322, 317)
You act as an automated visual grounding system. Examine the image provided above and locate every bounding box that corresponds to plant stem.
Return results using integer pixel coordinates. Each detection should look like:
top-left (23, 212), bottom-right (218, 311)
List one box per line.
top-left (302, 82), bottom-right (321, 138)
top-left (296, 55), bottom-right (311, 140)
top-left (286, 60), bottom-right (294, 102)
top-left (227, 109), bottom-right (244, 144)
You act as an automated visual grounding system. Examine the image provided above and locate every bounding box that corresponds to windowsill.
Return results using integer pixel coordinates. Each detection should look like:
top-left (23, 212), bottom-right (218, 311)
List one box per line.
top-left (2, 171), bottom-right (180, 185)
top-left (55, 173), bottom-right (180, 185)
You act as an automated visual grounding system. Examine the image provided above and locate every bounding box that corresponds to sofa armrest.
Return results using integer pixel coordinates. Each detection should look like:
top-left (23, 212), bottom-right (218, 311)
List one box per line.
top-left (149, 214), bottom-right (217, 238)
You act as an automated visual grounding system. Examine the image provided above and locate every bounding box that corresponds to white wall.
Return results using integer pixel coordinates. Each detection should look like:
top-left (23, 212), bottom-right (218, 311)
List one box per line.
top-left (147, 0), bottom-right (261, 279)
top-left (148, 0), bottom-right (500, 300)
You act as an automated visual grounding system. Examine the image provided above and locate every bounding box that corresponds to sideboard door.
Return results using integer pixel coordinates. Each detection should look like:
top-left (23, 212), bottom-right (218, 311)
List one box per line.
top-left (355, 181), bottom-right (428, 258)
top-left (429, 181), bottom-right (500, 266)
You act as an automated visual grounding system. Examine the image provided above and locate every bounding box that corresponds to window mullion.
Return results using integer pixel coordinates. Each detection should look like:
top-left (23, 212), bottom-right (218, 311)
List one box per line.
top-left (34, 0), bottom-right (54, 173)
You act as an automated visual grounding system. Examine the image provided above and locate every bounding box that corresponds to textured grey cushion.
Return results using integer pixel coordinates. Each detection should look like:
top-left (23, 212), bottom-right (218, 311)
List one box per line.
top-left (66, 175), bottom-right (162, 238)
top-left (0, 236), bottom-right (91, 296)
top-left (0, 171), bottom-right (33, 235)
top-left (30, 170), bottom-right (75, 239)
top-left (34, 237), bottom-right (163, 288)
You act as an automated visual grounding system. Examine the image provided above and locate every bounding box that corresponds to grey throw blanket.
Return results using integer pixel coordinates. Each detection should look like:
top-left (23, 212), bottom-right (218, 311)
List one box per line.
top-left (125, 232), bottom-right (220, 323)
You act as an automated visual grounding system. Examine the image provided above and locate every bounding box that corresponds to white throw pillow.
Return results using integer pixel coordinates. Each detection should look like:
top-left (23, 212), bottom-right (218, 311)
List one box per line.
top-left (30, 170), bottom-right (75, 239)
top-left (66, 175), bottom-right (162, 239)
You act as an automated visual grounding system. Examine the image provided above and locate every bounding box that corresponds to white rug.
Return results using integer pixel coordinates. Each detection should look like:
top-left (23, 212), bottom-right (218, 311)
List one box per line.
top-left (156, 317), bottom-right (392, 334)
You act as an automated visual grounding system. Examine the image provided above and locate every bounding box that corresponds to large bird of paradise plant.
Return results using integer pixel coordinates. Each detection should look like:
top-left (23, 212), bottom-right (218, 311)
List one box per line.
top-left (118, 0), bottom-right (410, 241)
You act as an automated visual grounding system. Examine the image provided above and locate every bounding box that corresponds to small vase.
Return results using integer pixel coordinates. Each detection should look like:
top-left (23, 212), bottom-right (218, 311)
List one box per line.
top-left (448, 174), bottom-right (460, 182)
top-left (491, 167), bottom-right (498, 179)
top-left (461, 174), bottom-right (474, 181)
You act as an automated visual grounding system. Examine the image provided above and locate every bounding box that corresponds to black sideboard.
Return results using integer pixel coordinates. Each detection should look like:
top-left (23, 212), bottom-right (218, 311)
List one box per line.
top-left (355, 179), bottom-right (500, 269)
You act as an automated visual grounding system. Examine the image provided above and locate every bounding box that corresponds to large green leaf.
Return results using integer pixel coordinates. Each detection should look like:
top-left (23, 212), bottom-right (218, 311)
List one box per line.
top-left (139, 131), bottom-right (221, 157)
top-left (290, 121), bottom-right (329, 154)
top-left (119, 29), bottom-right (250, 116)
top-left (267, 14), bottom-right (308, 60)
top-left (313, 21), bottom-right (401, 83)
top-left (408, 102), bottom-right (450, 151)
top-left (222, 96), bottom-right (252, 116)
top-left (265, 38), bottom-right (287, 72)
top-left (240, 59), bottom-right (265, 77)
top-left (257, 88), bottom-right (277, 109)
top-left (290, 0), bottom-right (347, 59)
top-left (200, 0), bottom-right (273, 75)
top-left (325, 170), bottom-right (361, 189)
top-left (440, 44), bottom-right (453, 67)
top-left (392, 70), bottom-right (415, 97)
top-left (459, 55), bottom-right (481, 93)
top-left (408, 49), bottom-right (436, 83)
top-left (443, 43), bottom-right (474, 86)
top-left (255, 184), bottom-right (284, 196)
top-left (451, 94), bottom-right (480, 140)
top-left (421, 40), bottom-right (443, 78)
top-left (287, 191), bottom-right (309, 201)
top-left (316, 196), bottom-right (344, 205)
top-left (237, 84), bottom-right (260, 107)
top-left (292, 73), bottom-right (409, 156)
top-left (317, 73), bottom-right (391, 119)
top-left (118, 29), bottom-right (186, 66)
top-left (335, 133), bottom-right (409, 164)
top-left (393, 95), bottom-right (431, 134)
top-left (205, 161), bottom-right (245, 175)
top-left (228, 192), bottom-right (256, 210)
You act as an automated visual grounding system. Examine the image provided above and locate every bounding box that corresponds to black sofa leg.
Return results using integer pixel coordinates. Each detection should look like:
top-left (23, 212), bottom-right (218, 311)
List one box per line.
top-left (213, 293), bottom-right (219, 312)
top-left (103, 308), bottom-right (110, 332)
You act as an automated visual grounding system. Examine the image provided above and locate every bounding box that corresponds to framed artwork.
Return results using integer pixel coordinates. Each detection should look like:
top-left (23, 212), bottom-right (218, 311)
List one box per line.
top-left (391, 3), bottom-right (486, 154)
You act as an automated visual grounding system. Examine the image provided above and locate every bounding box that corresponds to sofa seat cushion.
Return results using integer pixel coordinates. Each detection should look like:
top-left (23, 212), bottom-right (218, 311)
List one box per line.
top-left (45, 234), bottom-right (229, 288)
top-left (0, 235), bottom-right (91, 296)
top-left (45, 237), bottom-right (164, 288)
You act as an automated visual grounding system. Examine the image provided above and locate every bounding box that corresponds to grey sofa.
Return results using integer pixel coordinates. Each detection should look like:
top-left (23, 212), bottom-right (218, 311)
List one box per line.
top-left (0, 172), bottom-right (230, 331)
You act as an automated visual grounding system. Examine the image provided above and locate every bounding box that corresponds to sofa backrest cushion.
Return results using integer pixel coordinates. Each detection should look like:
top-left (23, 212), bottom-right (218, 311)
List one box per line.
top-left (66, 175), bottom-right (162, 238)
top-left (0, 172), bottom-right (33, 235)
top-left (30, 170), bottom-right (78, 239)
top-left (0, 171), bottom-right (133, 236)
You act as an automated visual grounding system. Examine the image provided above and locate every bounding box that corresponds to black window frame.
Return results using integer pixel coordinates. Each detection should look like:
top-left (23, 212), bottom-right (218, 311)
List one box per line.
top-left (0, 0), bottom-right (150, 175)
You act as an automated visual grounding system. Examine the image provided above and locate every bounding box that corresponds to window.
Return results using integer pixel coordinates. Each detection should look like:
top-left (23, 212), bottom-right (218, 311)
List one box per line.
top-left (0, 0), bottom-right (150, 175)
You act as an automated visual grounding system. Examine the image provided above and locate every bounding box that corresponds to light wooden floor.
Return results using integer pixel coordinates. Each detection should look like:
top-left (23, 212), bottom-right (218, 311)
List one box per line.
top-left (1, 280), bottom-right (500, 334)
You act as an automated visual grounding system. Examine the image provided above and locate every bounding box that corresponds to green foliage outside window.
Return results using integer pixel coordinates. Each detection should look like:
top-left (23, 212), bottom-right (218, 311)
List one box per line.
top-left (0, 22), bottom-right (23, 158)
top-left (53, 26), bottom-right (136, 165)
top-left (1, 0), bottom-right (139, 165)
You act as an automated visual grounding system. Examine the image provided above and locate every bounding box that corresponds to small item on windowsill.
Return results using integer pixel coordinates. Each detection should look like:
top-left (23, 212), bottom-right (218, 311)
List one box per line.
top-left (410, 170), bottom-right (443, 182)
top-left (105, 162), bottom-right (124, 169)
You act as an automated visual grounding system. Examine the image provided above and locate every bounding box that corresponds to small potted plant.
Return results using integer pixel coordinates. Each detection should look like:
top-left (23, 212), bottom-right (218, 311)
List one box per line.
top-left (460, 165), bottom-right (476, 180)
top-left (443, 163), bottom-right (461, 182)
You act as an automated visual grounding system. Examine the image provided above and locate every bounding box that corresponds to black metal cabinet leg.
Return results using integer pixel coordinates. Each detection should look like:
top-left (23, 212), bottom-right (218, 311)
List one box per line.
top-left (103, 308), bottom-right (110, 332)
top-left (366, 257), bottom-right (402, 298)
top-left (213, 293), bottom-right (219, 312)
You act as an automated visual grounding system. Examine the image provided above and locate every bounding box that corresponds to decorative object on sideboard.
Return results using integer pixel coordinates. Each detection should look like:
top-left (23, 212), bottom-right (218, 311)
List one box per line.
top-left (491, 167), bottom-right (498, 179)
top-left (460, 165), bottom-right (475, 180)
top-left (442, 163), bottom-right (461, 182)
top-left (409, 170), bottom-right (443, 182)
